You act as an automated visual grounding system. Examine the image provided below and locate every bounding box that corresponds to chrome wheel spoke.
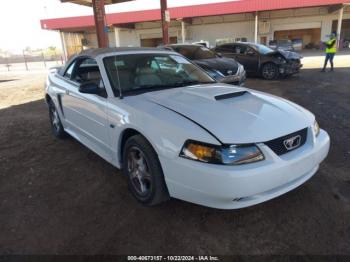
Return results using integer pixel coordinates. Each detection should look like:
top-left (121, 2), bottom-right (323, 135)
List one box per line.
top-left (138, 177), bottom-right (147, 193)
top-left (51, 108), bottom-right (60, 130)
top-left (127, 147), bottom-right (152, 196)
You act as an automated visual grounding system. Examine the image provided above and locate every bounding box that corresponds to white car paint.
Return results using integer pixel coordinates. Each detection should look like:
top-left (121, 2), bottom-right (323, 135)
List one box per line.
top-left (46, 49), bottom-right (330, 209)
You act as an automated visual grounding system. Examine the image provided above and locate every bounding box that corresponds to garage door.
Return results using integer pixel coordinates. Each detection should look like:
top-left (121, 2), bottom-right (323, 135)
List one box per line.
top-left (274, 28), bottom-right (321, 48)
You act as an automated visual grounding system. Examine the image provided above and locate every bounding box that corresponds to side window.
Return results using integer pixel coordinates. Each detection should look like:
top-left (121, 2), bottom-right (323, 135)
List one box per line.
top-left (74, 58), bottom-right (106, 97)
top-left (73, 58), bottom-right (103, 86)
top-left (234, 45), bottom-right (247, 55)
top-left (216, 44), bottom-right (233, 53)
top-left (245, 47), bottom-right (256, 55)
top-left (64, 61), bottom-right (76, 79)
top-left (150, 60), bottom-right (160, 71)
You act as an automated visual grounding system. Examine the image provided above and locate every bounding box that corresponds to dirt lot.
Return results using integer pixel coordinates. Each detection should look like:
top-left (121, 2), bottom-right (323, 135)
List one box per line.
top-left (0, 64), bottom-right (350, 255)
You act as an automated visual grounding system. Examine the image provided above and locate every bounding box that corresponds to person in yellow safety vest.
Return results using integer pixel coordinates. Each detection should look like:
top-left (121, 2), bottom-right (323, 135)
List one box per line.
top-left (321, 33), bottom-right (337, 72)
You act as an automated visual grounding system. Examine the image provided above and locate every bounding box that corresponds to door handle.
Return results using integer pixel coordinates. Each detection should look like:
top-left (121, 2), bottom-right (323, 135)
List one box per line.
top-left (65, 90), bottom-right (70, 95)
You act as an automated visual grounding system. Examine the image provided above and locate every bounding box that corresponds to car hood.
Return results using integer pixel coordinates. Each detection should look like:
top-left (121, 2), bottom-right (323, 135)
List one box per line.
top-left (270, 50), bottom-right (301, 60)
top-left (193, 57), bottom-right (239, 75)
top-left (143, 84), bottom-right (314, 144)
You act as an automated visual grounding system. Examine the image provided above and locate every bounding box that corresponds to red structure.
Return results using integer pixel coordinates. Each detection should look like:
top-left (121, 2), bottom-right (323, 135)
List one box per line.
top-left (92, 0), bottom-right (108, 48)
top-left (59, 0), bottom-right (133, 48)
top-left (43, 0), bottom-right (350, 31)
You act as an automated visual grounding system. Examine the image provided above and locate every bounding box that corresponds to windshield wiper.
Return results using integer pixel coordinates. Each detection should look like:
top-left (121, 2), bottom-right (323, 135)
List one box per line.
top-left (167, 80), bottom-right (215, 87)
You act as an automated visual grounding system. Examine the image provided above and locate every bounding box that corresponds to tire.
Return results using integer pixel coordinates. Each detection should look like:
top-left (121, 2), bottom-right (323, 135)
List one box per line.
top-left (48, 101), bottom-right (66, 138)
top-left (261, 63), bottom-right (279, 80)
top-left (122, 135), bottom-right (170, 206)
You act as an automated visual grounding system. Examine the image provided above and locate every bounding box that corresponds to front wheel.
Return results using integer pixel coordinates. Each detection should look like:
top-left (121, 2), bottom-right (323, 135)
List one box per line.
top-left (122, 135), bottom-right (170, 206)
top-left (261, 63), bottom-right (279, 80)
top-left (48, 101), bottom-right (66, 138)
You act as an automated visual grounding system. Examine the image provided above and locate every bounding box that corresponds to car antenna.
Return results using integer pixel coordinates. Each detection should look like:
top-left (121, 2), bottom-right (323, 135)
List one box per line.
top-left (114, 56), bottom-right (123, 99)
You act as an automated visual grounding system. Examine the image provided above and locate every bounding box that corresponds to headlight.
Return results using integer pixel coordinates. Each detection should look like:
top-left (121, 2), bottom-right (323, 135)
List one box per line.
top-left (277, 56), bottom-right (287, 64)
top-left (313, 120), bottom-right (320, 137)
top-left (235, 65), bottom-right (241, 75)
top-left (205, 69), bottom-right (224, 80)
top-left (180, 140), bottom-right (264, 165)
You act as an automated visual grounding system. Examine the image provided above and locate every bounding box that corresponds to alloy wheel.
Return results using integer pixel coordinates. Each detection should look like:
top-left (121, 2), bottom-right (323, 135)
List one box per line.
top-left (50, 106), bottom-right (60, 133)
top-left (127, 146), bottom-right (152, 197)
top-left (262, 64), bottom-right (278, 80)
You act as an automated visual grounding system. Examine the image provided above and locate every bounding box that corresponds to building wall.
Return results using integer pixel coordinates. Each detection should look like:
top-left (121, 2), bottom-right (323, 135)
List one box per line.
top-left (62, 6), bottom-right (350, 53)
top-left (113, 6), bottom-right (350, 47)
top-left (117, 26), bottom-right (180, 47)
top-left (84, 31), bottom-right (116, 48)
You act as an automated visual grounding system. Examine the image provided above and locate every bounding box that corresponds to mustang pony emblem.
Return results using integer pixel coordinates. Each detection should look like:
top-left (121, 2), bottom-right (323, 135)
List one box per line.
top-left (283, 135), bottom-right (302, 150)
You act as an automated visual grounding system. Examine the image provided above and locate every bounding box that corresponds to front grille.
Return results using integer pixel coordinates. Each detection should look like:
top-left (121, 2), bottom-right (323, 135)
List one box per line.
top-left (265, 128), bottom-right (308, 156)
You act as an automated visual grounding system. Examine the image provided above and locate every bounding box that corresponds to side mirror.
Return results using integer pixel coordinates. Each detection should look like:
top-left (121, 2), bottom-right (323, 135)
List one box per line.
top-left (247, 50), bottom-right (256, 56)
top-left (79, 82), bottom-right (100, 95)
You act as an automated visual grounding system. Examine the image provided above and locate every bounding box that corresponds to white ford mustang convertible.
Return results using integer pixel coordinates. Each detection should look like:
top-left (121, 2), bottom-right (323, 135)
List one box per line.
top-left (45, 48), bottom-right (330, 209)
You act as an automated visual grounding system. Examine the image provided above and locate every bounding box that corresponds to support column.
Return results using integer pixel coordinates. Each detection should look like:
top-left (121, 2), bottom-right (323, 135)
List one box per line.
top-left (160, 0), bottom-right (169, 45)
top-left (337, 7), bottom-right (344, 49)
top-left (181, 20), bottom-right (186, 43)
top-left (59, 31), bottom-right (68, 62)
top-left (92, 0), bottom-right (108, 48)
top-left (114, 27), bottom-right (121, 47)
top-left (254, 11), bottom-right (258, 44)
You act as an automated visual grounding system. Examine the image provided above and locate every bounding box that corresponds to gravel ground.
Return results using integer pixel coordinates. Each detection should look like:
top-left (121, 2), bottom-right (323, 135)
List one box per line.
top-left (0, 65), bottom-right (349, 255)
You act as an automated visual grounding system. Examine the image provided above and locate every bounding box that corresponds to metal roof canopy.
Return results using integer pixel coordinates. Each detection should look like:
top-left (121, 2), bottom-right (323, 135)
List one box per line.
top-left (60, 0), bottom-right (133, 47)
top-left (61, 0), bottom-right (132, 7)
top-left (60, 0), bottom-right (170, 47)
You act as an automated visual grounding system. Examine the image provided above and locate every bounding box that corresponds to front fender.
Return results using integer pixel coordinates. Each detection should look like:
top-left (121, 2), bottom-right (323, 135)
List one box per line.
top-left (107, 97), bottom-right (220, 168)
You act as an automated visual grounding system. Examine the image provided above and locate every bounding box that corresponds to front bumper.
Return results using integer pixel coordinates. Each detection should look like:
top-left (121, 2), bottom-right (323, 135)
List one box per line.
top-left (279, 62), bottom-right (303, 75)
top-left (211, 65), bottom-right (246, 86)
top-left (218, 70), bottom-right (246, 86)
top-left (160, 129), bottom-right (330, 209)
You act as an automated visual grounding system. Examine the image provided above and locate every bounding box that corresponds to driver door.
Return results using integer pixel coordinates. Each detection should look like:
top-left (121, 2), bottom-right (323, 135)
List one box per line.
top-left (61, 57), bottom-right (111, 161)
top-left (234, 44), bottom-right (259, 74)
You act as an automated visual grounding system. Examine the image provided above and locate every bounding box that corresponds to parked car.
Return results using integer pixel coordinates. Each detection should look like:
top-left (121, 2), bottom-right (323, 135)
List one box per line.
top-left (163, 44), bottom-right (246, 86)
top-left (214, 42), bottom-right (303, 80)
top-left (269, 39), bottom-right (294, 52)
top-left (45, 48), bottom-right (330, 209)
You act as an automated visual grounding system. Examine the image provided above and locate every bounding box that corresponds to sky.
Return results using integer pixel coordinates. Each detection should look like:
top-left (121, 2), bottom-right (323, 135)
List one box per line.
top-left (0, 0), bottom-right (236, 53)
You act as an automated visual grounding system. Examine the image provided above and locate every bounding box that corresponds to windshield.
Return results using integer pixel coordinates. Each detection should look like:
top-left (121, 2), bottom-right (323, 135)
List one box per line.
top-left (193, 46), bottom-right (217, 59)
top-left (175, 46), bottom-right (217, 60)
top-left (104, 53), bottom-right (215, 96)
top-left (255, 44), bottom-right (274, 55)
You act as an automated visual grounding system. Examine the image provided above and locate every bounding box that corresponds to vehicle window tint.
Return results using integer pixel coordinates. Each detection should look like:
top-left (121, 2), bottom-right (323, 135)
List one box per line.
top-left (64, 61), bottom-right (76, 79)
top-left (234, 45), bottom-right (247, 54)
top-left (216, 44), bottom-right (234, 53)
top-left (245, 47), bottom-right (256, 55)
top-left (255, 44), bottom-right (274, 54)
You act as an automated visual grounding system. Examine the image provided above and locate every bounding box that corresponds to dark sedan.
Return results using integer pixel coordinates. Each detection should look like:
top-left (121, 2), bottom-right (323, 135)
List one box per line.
top-left (214, 42), bottom-right (302, 80)
top-left (163, 44), bottom-right (246, 86)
